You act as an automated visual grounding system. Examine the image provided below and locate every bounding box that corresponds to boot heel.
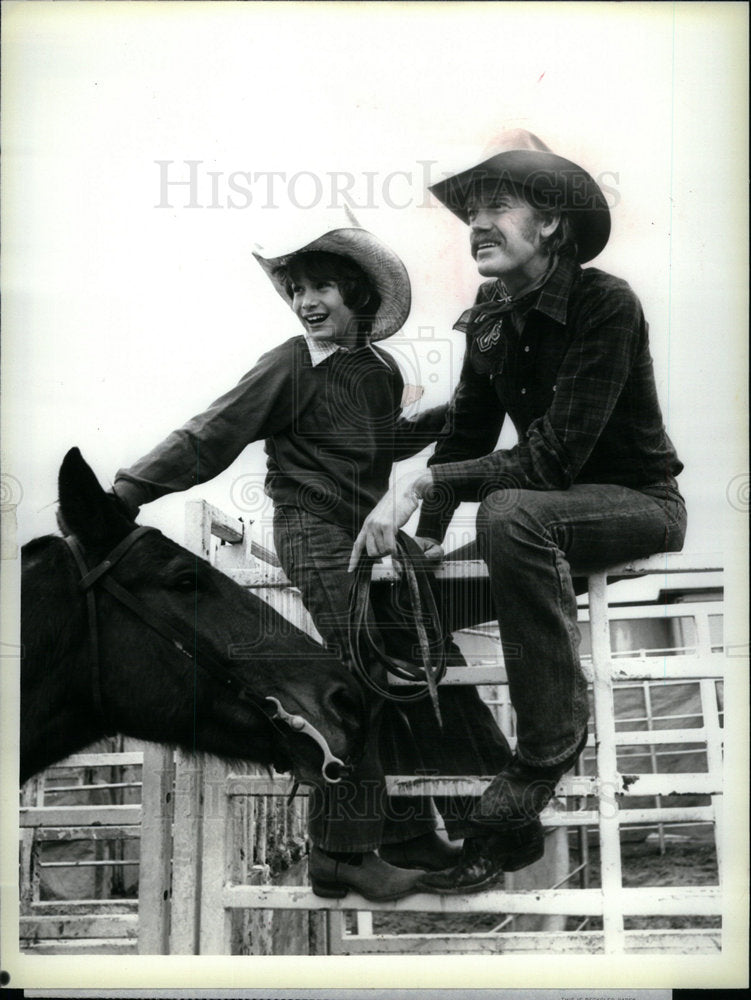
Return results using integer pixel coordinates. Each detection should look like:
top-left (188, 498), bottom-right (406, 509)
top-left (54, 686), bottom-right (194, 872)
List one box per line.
top-left (310, 879), bottom-right (348, 899)
top-left (502, 838), bottom-right (545, 873)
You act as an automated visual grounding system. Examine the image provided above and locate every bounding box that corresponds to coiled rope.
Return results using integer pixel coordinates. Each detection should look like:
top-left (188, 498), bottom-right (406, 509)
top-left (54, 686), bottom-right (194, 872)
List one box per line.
top-left (347, 532), bottom-right (446, 725)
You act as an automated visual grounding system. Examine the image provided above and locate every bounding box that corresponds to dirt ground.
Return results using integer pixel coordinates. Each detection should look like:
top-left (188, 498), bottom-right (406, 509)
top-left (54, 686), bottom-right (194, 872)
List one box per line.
top-left (362, 837), bottom-right (720, 935)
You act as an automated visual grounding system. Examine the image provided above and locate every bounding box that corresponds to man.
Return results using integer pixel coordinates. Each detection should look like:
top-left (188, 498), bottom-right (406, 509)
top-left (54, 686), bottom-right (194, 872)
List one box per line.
top-left (350, 129), bottom-right (686, 892)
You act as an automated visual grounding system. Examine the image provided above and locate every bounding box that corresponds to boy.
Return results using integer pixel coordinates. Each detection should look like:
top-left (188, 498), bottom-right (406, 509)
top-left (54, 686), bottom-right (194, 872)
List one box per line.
top-left (114, 226), bottom-right (514, 900)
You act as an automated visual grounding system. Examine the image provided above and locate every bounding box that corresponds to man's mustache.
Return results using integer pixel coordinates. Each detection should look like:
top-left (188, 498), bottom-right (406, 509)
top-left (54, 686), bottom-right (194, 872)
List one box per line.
top-left (471, 232), bottom-right (504, 253)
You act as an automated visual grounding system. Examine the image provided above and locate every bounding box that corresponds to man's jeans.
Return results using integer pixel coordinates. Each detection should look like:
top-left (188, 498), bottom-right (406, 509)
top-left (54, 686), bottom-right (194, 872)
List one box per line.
top-left (473, 482), bottom-right (687, 775)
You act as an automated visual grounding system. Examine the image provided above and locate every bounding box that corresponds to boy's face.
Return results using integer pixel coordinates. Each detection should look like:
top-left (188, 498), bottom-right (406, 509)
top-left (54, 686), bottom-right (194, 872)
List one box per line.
top-left (291, 276), bottom-right (358, 347)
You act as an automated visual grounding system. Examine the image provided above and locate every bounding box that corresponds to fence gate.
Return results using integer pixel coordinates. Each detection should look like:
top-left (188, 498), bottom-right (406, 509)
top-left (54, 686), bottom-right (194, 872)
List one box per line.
top-left (20, 501), bottom-right (724, 955)
top-left (168, 504), bottom-right (724, 955)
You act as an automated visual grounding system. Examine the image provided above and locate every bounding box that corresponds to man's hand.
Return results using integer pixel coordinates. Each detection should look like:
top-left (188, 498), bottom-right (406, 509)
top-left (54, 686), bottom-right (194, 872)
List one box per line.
top-left (413, 535), bottom-right (445, 565)
top-left (349, 470), bottom-right (433, 571)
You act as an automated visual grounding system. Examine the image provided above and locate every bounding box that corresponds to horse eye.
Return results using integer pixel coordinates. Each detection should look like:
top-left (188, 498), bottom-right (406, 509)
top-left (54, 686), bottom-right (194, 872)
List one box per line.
top-left (171, 573), bottom-right (198, 592)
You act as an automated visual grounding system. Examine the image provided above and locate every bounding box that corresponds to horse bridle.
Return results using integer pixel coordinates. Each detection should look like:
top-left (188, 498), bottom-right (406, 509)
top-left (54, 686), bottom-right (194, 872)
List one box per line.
top-left (64, 525), bottom-right (348, 783)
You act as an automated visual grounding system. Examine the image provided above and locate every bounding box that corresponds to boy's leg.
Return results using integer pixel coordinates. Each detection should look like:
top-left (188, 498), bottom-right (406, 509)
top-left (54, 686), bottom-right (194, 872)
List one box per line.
top-left (272, 506), bottom-right (436, 851)
top-left (371, 579), bottom-right (513, 844)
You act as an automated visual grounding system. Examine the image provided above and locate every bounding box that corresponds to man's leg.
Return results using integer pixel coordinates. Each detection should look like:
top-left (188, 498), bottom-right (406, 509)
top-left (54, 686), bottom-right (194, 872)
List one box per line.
top-left (420, 483), bottom-right (686, 892)
top-left (476, 483), bottom-right (686, 773)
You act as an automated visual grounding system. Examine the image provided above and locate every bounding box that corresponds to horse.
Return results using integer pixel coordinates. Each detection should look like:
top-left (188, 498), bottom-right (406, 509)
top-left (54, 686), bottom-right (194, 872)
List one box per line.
top-left (20, 448), bottom-right (366, 786)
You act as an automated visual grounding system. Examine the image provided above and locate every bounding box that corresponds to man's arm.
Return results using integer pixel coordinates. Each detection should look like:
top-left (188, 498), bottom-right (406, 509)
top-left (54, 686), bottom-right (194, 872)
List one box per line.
top-left (351, 281), bottom-right (648, 564)
top-left (113, 343), bottom-right (296, 512)
top-left (427, 281), bottom-right (646, 502)
top-left (414, 334), bottom-right (506, 542)
top-left (392, 402), bottom-right (450, 461)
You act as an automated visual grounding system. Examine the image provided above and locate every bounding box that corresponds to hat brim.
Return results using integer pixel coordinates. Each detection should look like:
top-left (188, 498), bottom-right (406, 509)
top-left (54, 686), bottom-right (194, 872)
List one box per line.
top-left (429, 149), bottom-right (611, 263)
top-left (253, 228), bottom-right (411, 341)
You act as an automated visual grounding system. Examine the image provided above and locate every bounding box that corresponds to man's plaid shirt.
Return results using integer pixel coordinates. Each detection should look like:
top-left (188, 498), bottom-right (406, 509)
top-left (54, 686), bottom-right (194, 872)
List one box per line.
top-left (416, 254), bottom-right (683, 542)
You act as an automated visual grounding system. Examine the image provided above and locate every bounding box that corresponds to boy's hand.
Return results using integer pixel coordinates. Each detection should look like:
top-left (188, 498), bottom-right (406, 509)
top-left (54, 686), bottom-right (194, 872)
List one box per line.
top-left (349, 470), bottom-right (433, 570)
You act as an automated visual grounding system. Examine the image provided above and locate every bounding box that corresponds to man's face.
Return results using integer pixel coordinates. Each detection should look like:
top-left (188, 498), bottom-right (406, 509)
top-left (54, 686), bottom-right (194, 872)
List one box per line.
top-left (291, 276), bottom-right (357, 346)
top-left (466, 184), bottom-right (553, 291)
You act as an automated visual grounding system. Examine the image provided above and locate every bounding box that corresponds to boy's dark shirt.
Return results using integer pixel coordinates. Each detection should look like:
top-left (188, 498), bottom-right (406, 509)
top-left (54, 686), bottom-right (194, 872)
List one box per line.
top-left (115, 337), bottom-right (446, 535)
top-left (417, 254), bottom-right (684, 542)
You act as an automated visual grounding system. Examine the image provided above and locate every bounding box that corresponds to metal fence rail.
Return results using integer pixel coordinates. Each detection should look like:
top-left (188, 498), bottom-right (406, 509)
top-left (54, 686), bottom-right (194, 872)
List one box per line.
top-left (19, 502), bottom-right (724, 955)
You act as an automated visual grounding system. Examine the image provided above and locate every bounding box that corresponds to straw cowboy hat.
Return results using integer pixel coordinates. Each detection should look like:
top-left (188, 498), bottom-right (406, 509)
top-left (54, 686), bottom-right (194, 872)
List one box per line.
top-left (253, 225), bottom-right (411, 342)
top-left (429, 129), bottom-right (611, 263)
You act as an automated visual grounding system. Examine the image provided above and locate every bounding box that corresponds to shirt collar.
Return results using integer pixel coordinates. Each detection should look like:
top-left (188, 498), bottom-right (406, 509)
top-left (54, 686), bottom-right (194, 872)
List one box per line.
top-left (303, 336), bottom-right (381, 368)
top-left (526, 253), bottom-right (580, 325)
top-left (304, 336), bottom-right (347, 367)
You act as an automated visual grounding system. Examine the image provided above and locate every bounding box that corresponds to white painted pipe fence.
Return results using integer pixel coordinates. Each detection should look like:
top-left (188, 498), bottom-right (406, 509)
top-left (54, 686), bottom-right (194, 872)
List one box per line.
top-left (20, 501), bottom-right (724, 955)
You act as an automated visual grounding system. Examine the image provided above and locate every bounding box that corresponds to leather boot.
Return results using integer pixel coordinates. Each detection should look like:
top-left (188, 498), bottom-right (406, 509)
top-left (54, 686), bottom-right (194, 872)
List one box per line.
top-left (417, 820), bottom-right (545, 894)
top-left (309, 847), bottom-right (423, 901)
top-left (379, 830), bottom-right (463, 871)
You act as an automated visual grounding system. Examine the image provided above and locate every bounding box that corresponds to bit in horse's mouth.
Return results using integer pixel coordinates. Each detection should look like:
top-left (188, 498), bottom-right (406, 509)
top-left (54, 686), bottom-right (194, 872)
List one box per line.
top-left (264, 696), bottom-right (347, 785)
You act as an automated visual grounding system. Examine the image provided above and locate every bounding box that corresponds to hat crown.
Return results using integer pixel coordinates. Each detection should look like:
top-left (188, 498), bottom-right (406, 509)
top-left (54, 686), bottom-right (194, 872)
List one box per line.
top-left (253, 226), bottom-right (411, 341)
top-left (482, 128), bottom-right (553, 158)
top-left (429, 128), bottom-right (612, 263)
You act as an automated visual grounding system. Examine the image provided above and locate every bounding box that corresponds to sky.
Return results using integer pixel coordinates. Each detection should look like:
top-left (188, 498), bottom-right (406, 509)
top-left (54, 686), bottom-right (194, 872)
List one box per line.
top-left (0, 2), bottom-right (748, 988)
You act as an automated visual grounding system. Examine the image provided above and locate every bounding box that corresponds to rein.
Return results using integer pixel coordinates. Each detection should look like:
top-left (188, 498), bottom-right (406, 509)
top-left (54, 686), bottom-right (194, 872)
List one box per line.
top-left (64, 526), bottom-right (347, 783)
top-left (348, 532), bottom-right (447, 725)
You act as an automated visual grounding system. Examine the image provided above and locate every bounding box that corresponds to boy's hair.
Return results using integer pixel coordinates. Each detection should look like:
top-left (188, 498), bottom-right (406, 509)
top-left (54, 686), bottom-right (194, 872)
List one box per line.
top-left (274, 251), bottom-right (382, 337)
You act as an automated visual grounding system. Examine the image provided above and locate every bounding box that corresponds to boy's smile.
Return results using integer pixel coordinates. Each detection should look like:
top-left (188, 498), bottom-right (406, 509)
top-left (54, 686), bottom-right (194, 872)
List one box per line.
top-left (292, 278), bottom-right (358, 348)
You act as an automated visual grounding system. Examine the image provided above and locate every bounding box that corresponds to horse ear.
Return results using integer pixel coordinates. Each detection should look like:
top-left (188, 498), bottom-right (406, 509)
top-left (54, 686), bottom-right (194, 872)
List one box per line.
top-left (57, 447), bottom-right (132, 546)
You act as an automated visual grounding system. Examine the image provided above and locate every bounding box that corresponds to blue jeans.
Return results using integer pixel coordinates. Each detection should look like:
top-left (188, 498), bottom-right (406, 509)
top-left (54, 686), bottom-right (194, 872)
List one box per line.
top-left (472, 482), bottom-right (687, 775)
top-left (273, 506), bottom-right (512, 851)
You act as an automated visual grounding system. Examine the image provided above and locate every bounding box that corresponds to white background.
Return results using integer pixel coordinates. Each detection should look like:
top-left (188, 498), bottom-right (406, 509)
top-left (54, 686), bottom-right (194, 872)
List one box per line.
top-left (2, 1), bottom-right (747, 559)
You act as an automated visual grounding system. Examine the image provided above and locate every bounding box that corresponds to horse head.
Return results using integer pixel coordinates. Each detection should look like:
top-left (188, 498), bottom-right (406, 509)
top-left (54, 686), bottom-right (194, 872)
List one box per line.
top-left (21, 448), bottom-right (366, 786)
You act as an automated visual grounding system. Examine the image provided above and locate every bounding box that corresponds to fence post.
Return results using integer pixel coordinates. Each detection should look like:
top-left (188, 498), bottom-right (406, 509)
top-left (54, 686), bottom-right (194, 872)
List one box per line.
top-left (169, 752), bottom-right (204, 953)
top-left (588, 570), bottom-right (626, 952)
top-left (138, 744), bottom-right (174, 954)
top-left (198, 756), bottom-right (237, 953)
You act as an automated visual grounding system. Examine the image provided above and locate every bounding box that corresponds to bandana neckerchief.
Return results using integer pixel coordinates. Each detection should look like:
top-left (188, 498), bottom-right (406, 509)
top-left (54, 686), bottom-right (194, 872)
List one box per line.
top-left (453, 254), bottom-right (559, 348)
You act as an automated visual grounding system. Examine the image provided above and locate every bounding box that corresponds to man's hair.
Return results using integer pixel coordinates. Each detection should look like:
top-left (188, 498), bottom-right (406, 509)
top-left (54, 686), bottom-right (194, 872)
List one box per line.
top-left (536, 210), bottom-right (577, 258)
top-left (274, 251), bottom-right (381, 337)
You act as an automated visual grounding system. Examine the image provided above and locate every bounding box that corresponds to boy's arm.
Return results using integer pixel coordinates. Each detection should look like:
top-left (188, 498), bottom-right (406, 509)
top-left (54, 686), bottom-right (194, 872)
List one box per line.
top-left (113, 343), bottom-right (296, 512)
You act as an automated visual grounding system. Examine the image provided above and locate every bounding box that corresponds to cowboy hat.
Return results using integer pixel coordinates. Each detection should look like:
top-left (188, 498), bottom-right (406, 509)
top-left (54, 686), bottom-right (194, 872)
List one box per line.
top-left (253, 226), bottom-right (411, 342)
top-left (429, 129), bottom-right (611, 263)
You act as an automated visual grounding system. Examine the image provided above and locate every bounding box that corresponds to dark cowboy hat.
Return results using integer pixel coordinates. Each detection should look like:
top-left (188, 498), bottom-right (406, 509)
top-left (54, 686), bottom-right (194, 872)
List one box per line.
top-left (429, 129), bottom-right (611, 263)
top-left (253, 225), bottom-right (411, 342)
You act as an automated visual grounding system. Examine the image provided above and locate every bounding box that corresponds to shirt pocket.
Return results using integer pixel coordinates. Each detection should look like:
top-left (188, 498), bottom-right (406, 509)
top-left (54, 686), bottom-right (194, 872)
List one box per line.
top-left (470, 332), bottom-right (507, 377)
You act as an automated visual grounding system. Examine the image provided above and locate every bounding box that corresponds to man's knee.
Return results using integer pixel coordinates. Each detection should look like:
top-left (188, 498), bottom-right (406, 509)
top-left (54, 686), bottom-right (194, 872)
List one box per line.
top-left (476, 489), bottom-right (559, 568)
top-left (477, 489), bottom-right (535, 539)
